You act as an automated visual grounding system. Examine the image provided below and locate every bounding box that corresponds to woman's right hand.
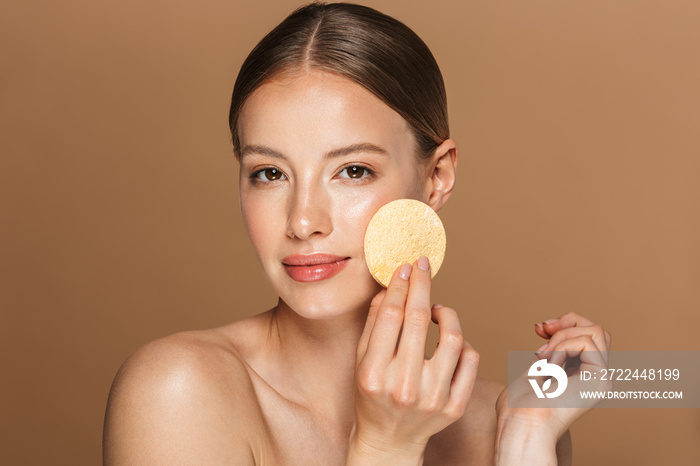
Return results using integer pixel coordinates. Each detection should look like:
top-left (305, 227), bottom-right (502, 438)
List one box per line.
top-left (347, 256), bottom-right (480, 465)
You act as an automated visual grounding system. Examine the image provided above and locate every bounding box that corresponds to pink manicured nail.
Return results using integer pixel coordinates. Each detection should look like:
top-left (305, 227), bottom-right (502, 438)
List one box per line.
top-left (417, 255), bottom-right (430, 271)
top-left (431, 304), bottom-right (443, 310)
top-left (399, 263), bottom-right (412, 280)
top-left (535, 322), bottom-right (544, 329)
top-left (535, 343), bottom-right (548, 353)
top-left (543, 318), bottom-right (559, 325)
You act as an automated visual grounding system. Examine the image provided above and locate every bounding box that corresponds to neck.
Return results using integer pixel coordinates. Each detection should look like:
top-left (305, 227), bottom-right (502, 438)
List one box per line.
top-left (266, 297), bottom-right (370, 426)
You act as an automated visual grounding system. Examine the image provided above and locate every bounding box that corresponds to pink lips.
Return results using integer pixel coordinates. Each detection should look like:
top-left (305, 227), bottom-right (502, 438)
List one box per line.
top-left (282, 254), bottom-right (350, 282)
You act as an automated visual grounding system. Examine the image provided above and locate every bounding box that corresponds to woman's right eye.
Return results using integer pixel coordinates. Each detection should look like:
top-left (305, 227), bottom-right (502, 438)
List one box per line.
top-left (251, 167), bottom-right (286, 182)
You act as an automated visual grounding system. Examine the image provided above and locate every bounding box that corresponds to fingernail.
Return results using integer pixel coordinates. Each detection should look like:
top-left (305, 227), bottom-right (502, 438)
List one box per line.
top-left (417, 255), bottom-right (430, 271)
top-left (431, 304), bottom-right (443, 310)
top-left (543, 318), bottom-right (559, 325)
top-left (399, 263), bottom-right (412, 280)
top-left (535, 343), bottom-right (548, 353)
top-left (535, 322), bottom-right (544, 329)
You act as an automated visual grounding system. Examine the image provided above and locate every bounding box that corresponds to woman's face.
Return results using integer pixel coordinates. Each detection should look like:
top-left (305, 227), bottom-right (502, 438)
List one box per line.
top-left (237, 69), bottom-right (428, 319)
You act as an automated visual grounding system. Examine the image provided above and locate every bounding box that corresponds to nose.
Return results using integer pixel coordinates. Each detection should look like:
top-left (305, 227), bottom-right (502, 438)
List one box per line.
top-left (286, 180), bottom-right (333, 240)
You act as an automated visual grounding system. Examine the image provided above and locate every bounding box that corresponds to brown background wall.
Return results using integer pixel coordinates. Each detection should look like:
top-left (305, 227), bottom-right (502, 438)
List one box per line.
top-left (2, 0), bottom-right (698, 464)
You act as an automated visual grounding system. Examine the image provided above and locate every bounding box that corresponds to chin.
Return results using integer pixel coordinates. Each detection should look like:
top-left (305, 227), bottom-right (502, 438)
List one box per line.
top-left (276, 272), bottom-right (381, 320)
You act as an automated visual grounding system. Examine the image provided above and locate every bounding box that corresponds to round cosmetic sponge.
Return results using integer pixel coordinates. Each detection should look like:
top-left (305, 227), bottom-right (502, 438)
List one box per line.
top-left (364, 199), bottom-right (446, 287)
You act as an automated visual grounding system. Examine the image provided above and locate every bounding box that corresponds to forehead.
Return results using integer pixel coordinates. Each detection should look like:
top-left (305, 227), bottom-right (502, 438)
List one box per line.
top-left (237, 70), bottom-right (416, 158)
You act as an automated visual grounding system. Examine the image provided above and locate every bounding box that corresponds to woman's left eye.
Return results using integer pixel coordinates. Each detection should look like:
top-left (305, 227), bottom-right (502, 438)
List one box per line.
top-left (338, 165), bottom-right (372, 179)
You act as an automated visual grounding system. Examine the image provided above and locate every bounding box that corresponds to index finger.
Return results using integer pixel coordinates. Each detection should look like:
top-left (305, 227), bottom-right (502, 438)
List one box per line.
top-left (362, 263), bottom-right (412, 367)
top-left (396, 256), bottom-right (432, 367)
top-left (538, 312), bottom-right (595, 337)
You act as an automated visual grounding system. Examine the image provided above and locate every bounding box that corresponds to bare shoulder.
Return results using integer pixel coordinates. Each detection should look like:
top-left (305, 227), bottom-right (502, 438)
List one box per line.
top-left (104, 329), bottom-right (261, 465)
top-left (425, 377), bottom-right (502, 465)
top-left (460, 377), bottom-right (503, 444)
top-left (466, 377), bottom-right (503, 423)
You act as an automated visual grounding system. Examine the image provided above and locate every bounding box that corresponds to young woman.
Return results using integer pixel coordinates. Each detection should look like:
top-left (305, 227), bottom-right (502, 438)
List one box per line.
top-left (104, 3), bottom-right (610, 464)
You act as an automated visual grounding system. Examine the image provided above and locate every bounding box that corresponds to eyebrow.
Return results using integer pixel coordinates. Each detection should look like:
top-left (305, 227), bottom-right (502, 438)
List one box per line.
top-left (238, 142), bottom-right (389, 160)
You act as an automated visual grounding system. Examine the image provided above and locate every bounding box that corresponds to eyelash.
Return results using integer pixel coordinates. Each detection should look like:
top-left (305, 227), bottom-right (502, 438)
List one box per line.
top-left (249, 167), bottom-right (286, 184)
top-left (248, 165), bottom-right (376, 185)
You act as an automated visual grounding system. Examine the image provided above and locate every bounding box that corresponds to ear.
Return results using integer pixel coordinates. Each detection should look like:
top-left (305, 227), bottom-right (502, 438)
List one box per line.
top-left (423, 139), bottom-right (458, 212)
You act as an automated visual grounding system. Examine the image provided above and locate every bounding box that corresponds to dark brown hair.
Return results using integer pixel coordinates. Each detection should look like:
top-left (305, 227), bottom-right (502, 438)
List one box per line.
top-left (229, 2), bottom-right (449, 159)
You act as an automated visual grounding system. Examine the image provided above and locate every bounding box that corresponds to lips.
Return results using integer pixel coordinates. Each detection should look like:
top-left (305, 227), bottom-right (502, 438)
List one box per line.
top-left (282, 254), bottom-right (350, 282)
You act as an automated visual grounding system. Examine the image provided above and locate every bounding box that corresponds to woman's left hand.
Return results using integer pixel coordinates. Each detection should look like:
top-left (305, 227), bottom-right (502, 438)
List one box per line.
top-left (494, 312), bottom-right (611, 464)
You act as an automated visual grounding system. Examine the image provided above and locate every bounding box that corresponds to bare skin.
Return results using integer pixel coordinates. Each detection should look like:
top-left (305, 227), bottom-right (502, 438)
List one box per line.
top-left (103, 309), bottom-right (503, 465)
top-left (104, 69), bottom-right (606, 464)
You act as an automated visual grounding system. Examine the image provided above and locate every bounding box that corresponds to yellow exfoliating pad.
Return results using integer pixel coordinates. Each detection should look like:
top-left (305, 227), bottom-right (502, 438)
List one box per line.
top-left (364, 199), bottom-right (446, 287)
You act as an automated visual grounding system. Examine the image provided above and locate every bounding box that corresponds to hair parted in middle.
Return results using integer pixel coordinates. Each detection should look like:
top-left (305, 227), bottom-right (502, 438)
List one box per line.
top-left (229, 2), bottom-right (449, 160)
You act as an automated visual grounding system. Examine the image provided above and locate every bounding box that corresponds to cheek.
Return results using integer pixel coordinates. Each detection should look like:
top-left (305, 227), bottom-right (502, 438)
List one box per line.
top-left (240, 192), bottom-right (282, 256)
top-left (332, 179), bottom-right (415, 249)
top-left (338, 193), bottom-right (379, 230)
